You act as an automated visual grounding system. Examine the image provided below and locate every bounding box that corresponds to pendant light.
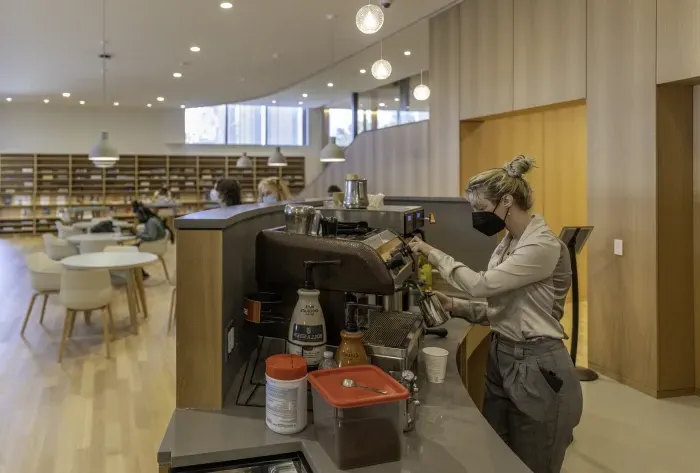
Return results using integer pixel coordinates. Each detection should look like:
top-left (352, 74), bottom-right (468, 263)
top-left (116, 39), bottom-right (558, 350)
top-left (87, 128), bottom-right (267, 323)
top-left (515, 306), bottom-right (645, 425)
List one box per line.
top-left (236, 152), bottom-right (252, 168)
top-left (89, 0), bottom-right (119, 168)
top-left (268, 147), bottom-right (287, 167)
top-left (371, 41), bottom-right (392, 80)
top-left (356, 2), bottom-right (384, 35)
top-left (413, 70), bottom-right (431, 101)
top-left (320, 137), bottom-right (346, 162)
top-left (268, 54), bottom-right (287, 167)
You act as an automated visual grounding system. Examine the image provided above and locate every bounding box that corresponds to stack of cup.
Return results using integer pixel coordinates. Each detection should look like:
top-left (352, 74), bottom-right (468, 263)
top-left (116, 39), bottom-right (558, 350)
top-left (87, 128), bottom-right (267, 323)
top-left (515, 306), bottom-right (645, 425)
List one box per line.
top-left (422, 347), bottom-right (449, 383)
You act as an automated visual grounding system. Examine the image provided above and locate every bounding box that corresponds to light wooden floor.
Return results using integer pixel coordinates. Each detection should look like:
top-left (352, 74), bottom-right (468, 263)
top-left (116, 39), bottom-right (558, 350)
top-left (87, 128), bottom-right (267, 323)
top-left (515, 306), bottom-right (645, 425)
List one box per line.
top-left (0, 236), bottom-right (175, 473)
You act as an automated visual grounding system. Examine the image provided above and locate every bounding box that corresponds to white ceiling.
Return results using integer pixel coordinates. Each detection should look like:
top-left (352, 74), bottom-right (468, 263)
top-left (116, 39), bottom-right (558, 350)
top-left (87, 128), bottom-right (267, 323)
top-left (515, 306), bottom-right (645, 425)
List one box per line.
top-left (0, 0), bottom-right (454, 109)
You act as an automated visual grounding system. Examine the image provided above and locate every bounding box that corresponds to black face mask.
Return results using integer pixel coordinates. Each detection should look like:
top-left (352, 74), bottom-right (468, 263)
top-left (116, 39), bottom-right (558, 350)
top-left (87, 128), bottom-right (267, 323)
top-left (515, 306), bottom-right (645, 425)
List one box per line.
top-left (472, 201), bottom-right (506, 236)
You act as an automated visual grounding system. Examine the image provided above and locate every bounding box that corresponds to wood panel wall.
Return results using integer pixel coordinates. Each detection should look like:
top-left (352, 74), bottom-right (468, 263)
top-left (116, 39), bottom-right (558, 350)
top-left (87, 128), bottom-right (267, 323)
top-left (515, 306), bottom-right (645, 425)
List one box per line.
top-left (460, 102), bottom-right (588, 298)
top-left (428, 7), bottom-right (462, 197)
top-left (656, 84), bottom-right (695, 395)
top-left (301, 121), bottom-right (431, 198)
top-left (460, 0), bottom-right (514, 119)
top-left (657, 0), bottom-right (700, 84)
top-left (513, 0), bottom-right (587, 109)
top-left (587, 0), bottom-right (659, 395)
top-left (694, 86), bottom-right (700, 394)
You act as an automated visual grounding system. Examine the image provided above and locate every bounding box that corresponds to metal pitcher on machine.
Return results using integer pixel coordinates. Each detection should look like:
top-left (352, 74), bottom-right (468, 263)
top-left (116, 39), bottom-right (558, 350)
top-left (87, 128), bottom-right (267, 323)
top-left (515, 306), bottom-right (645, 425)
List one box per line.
top-left (343, 174), bottom-right (369, 209)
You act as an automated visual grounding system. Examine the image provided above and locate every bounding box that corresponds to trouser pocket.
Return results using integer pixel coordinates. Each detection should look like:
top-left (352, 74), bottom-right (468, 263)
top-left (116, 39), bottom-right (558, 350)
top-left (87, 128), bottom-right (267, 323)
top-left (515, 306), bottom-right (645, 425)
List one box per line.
top-left (501, 355), bottom-right (556, 422)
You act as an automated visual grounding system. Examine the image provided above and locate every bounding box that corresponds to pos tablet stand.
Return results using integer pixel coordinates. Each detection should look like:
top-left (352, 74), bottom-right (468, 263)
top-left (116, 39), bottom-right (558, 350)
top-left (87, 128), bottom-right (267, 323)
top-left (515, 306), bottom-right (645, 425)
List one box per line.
top-left (558, 226), bottom-right (598, 382)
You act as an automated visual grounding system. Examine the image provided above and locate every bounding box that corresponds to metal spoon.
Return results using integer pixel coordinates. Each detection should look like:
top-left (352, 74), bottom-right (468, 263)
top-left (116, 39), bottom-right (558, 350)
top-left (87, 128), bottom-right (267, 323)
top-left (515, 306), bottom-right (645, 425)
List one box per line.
top-left (341, 378), bottom-right (388, 394)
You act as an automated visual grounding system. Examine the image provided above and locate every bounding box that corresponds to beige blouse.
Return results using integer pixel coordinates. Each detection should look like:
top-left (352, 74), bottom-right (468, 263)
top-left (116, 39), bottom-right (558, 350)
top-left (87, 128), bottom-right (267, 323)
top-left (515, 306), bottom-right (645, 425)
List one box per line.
top-left (428, 215), bottom-right (572, 341)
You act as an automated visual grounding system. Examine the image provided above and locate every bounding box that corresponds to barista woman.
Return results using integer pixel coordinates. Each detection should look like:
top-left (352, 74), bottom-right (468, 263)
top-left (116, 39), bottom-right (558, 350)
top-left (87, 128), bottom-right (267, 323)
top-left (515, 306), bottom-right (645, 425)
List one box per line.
top-left (409, 155), bottom-right (582, 473)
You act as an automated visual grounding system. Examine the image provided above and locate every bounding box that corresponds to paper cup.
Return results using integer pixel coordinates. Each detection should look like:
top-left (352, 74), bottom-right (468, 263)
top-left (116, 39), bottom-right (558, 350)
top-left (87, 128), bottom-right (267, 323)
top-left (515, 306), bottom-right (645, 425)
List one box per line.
top-left (422, 346), bottom-right (449, 383)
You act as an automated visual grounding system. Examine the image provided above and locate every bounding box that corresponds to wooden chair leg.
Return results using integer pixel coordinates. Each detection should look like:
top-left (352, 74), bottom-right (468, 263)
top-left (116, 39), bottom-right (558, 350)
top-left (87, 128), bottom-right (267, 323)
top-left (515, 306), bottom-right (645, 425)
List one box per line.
top-left (101, 308), bottom-right (111, 359)
top-left (58, 309), bottom-right (72, 362)
top-left (68, 311), bottom-right (77, 338)
top-left (106, 304), bottom-right (116, 339)
top-left (159, 256), bottom-right (171, 283)
top-left (168, 287), bottom-right (176, 333)
top-left (20, 293), bottom-right (39, 336)
top-left (39, 294), bottom-right (49, 325)
top-left (84, 310), bottom-right (92, 325)
top-left (135, 270), bottom-right (149, 319)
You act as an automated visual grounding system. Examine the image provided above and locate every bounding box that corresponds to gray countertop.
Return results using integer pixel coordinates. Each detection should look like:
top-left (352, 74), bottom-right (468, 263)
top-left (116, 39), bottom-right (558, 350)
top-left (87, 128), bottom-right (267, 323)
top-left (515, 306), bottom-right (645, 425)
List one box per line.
top-left (158, 319), bottom-right (531, 473)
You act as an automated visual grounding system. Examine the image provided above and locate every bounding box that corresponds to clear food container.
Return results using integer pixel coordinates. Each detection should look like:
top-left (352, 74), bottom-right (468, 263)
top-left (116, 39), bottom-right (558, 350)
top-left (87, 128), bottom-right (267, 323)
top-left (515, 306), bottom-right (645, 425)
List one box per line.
top-left (308, 365), bottom-right (409, 470)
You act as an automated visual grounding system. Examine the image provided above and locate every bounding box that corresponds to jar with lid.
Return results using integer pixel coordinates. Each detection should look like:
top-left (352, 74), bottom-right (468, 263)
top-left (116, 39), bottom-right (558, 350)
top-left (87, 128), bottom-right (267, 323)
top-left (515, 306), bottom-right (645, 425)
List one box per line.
top-left (265, 354), bottom-right (308, 435)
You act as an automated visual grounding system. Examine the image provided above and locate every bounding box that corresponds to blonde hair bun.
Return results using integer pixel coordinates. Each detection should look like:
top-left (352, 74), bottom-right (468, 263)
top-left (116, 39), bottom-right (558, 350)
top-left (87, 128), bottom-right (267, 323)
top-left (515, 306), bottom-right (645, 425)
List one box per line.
top-left (504, 155), bottom-right (535, 178)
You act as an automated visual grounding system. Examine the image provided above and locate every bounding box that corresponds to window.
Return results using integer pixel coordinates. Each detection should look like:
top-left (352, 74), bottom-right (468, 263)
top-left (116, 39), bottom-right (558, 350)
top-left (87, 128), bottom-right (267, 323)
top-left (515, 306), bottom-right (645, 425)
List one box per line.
top-left (377, 110), bottom-right (399, 129)
top-left (185, 105), bottom-right (227, 144)
top-left (267, 106), bottom-right (306, 146)
top-left (227, 105), bottom-right (264, 145)
top-left (185, 104), bottom-right (307, 145)
top-left (328, 108), bottom-right (354, 147)
top-left (398, 110), bottom-right (430, 125)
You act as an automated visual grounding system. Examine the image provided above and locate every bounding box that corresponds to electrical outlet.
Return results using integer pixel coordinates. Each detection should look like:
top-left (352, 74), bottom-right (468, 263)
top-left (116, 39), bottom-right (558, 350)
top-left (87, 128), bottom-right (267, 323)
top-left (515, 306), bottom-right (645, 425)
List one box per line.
top-left (613, 239), bottom-right (623, 256)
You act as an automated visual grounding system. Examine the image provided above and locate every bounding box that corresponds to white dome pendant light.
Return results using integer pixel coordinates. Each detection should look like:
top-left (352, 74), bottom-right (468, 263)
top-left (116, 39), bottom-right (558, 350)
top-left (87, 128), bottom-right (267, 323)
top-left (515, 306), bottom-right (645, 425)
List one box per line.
top-left (89, 0), bottom-right (119, 168)
top-left (268, 55), bottom-right (287, 167)
top-left (356, 2), bottom-right (384, 35)
top-left (268, 147), bottom-right (287, 167)
top-left (371, 41), bottom-right (392, 80)
top-left (320, 137), bottom-right (346, 162)
top-left (237, 152), bottom-right (252, 168)
top-left (413, 70), bottom-right (431, 101)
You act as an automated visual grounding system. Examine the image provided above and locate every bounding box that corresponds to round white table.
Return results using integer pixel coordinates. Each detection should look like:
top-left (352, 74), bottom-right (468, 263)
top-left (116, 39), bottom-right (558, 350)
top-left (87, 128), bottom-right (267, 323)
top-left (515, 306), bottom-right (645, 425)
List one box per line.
top-left (66, 233), bottom-right (136, 244)
top-left (73, 219), bottom-right (134, 231)
top-left (61, 252), bottom-right (157, 333)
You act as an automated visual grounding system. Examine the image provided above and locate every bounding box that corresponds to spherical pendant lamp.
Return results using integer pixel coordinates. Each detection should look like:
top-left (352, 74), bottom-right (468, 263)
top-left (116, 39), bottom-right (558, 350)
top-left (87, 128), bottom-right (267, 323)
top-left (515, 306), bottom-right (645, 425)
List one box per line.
top-left (413, 84), bottom-right (431, 101)
top-left (356, 3), bottom-right (384, 35)
top-left (372, 59), bottom-right (392, 80)
top-left (320, 137), bottom-right (346, 163)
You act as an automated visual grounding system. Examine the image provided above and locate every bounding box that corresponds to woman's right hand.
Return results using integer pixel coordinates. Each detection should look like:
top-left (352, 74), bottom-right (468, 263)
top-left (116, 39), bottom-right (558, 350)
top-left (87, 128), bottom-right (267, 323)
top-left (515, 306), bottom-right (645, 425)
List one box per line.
top-left (432, 290), bottom-right (453, 312)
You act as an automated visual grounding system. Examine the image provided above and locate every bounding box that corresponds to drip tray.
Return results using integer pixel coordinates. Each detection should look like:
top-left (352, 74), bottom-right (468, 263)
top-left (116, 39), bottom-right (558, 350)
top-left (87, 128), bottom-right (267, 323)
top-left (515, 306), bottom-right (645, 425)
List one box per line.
top-left (362, 311), bottom-right (423, 361)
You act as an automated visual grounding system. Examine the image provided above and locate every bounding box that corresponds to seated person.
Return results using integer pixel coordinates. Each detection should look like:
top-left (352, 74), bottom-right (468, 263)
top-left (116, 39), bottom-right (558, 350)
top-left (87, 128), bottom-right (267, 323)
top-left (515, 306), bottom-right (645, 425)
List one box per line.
top-left (258, 177), bottom-right (292, 203)
top-left (327, 184), bottom-right (341, 197)
top-left (210, 178), bottom-right (242, 207)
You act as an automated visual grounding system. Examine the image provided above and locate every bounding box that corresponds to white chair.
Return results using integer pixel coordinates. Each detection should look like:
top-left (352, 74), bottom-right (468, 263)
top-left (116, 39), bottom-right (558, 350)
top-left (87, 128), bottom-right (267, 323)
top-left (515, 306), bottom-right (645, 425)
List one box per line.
top-left (43, 233), bottom-right (78, 261)
top-left (21, 253), bottom-right (63, 336)
top-left (139, 237), bottom-right (171, 282)
top-left (59, 268), bottom-right (114, 361)
top-left (79, 239), bottom-right (113, 254)
top-left (56, 221), bottom-right (82, 239)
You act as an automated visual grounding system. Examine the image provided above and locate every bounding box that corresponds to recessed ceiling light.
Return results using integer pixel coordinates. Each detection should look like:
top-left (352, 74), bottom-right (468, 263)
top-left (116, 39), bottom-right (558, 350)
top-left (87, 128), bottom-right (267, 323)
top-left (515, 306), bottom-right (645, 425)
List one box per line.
top-left (272, 100), bottom-right (277, 104)
top-left (302, 93), bottom-right (308, 98)
top-left (272, 53), bottom-right (279, 59)
top-left (394, 98), bottom-right (400, 102)
top-left (360, 69), bottom-right (367, 74)
top-left (298, 101), bottom-right (304, 105)
top-left (190, 46), bottom-right (201, 52)
top-left (113, 102), bottom-right (119, 106)
top-left (43, 99), bottom-right (50, 104)
top-left (379, 102), bottom-right (386, 107)
top-left (157, 97), bottom-right (165, 102)
top-left (62, 92), bottom-right (71, 98)
top-left (220, 2), bottom-right (233, 9)
top-left (180, 105), bottom-right (186, 109)
top-left (404, 50), bottom-right (411, 56)
top-left (147, 103), bottom-right (153, 107)
top-left (5, 97), bottom-right (12, 102)
top-left (327, 82), bottom-right (334, 87)
top-left (79, 100), bottom-right (86, 105)
top-left (239, 77), bottom-right (245, 82)
top-left (173, 72), bottom-right (183, 78)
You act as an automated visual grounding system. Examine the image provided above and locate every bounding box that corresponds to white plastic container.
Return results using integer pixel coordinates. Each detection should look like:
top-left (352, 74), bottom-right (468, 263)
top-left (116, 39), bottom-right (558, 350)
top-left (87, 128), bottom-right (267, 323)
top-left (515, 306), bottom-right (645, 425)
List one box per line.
top-left (287, 287), bottom-right (326, 368)
top-left (265, 354), bottom-right (308, 435)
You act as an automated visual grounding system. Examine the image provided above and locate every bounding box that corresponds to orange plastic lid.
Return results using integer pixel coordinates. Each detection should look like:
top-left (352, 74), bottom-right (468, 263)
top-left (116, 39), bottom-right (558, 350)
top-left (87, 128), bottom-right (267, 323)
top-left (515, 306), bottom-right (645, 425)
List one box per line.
top-left (308, 365), bottom-right (408, 408)
top-left (266, 354), bottom-right (308, 381)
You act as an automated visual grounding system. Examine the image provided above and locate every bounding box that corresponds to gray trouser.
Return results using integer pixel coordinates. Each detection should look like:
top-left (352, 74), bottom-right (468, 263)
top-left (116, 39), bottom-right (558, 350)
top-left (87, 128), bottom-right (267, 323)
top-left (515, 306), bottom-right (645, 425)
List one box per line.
top-left (483, 335), bottom-right (583, 473)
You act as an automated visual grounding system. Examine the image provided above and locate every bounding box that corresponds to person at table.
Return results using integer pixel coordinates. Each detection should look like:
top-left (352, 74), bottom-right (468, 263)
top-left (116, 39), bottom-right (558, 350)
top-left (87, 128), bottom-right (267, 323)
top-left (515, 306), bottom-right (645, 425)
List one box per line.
top-left (327, 184), bottom-right (341, 197)
top-left (257, 177), bottom-right (292, 203)
top-left (130, 202), bottom-right (175, 279)
top-left (408, 155), bottom-right (582, 473)
top-left (210, 178), bottom-right (242, 207)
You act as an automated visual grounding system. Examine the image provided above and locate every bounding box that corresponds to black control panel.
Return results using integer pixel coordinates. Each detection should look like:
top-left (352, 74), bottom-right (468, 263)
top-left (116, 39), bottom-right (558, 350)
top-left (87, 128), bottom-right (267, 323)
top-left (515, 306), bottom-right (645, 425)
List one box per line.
top-left (404, 209), bottom-right (425, 235)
